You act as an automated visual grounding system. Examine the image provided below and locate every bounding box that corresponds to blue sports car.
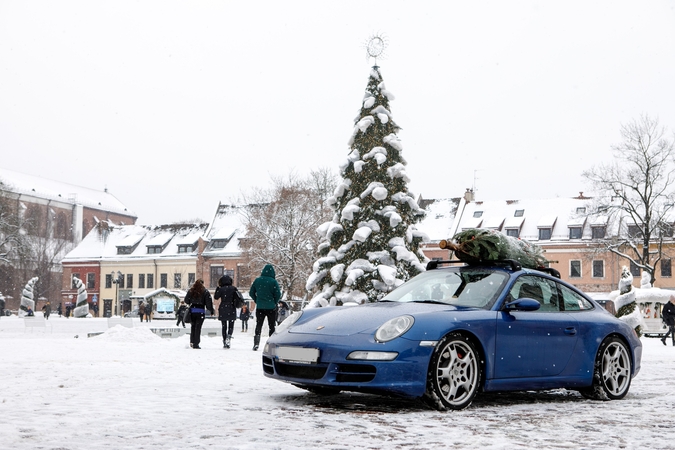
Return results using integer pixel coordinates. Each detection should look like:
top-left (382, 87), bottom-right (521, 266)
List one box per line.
top-left (262, 260), bottom-right (642, 410)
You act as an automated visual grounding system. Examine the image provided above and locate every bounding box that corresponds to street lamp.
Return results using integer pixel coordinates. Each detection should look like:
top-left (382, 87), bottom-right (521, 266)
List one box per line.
top-left (111, 271), bottom-right (122, 317)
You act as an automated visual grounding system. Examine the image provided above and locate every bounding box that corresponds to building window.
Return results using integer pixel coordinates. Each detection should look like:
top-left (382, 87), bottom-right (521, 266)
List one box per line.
top-left (539, 228), bottom-right (552, 240)
top-left (570, 260), bottom-right (581, 278)
top-left (138, 274), bottom-right (145, 289)
top-left (72, 273), bottom-right (81, 289)
top-left (592, 260), bottom-right (604, 278)
top-left (188, 273), bottom-right (196, 286)
top-left (576, 207), bottom-right (586, 214)
top-left (147, 246), bottom-right (162, 254)
top-left (174, 273), bottom-right (182, 289)
top-left (105, 274), bottom-right (112, 289)
top-left (147, 274), bottom-right (154, 289)
top-left (506, 228), bottom-right (519, 238)
top-left (87, 273), bottom-right (96, 289)
top-left (210, 266), bottom-right (225, 288)
top-left (627, 224), bottom-right (642, 238)
top-left (473, 211), bottom-right (483, 218)
top-left (661, 259), bottom-right (672, 277)
top-left (661, 223), bottom-right (674, 238)
top-left (160, 273), bottom-right (167, 288)
top-left (514, 209), bottom-right (524, 217)
top-left (569, 227), bottom-right (582, 239)
top-left (118, 274), bottom-right (124, 288)
top-left (629, 261), bottom-right (640, 277)
top-left (591, 226), bottom-right (606, 239)
top-left (126, 274), bottom-right (133, 289)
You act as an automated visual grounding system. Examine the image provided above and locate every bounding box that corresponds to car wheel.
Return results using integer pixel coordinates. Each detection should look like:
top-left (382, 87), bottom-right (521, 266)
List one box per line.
top-left (579, 336), bottom-right (632, 400)
top-left (424, 332), bottom-right (482, 411)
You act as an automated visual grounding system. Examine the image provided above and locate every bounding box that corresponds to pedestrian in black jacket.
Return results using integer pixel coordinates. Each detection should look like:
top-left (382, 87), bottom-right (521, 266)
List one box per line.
top-left (661, 295), bottom-right (675, 346)
top-left (184, 279), bottom-right (214, 349)
top-left (215, 275), bottom-right (243, 349)
top-left (176, 301), bottom-right (188, 328)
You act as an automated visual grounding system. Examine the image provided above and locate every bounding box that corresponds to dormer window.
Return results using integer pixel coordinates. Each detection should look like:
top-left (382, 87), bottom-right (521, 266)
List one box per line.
top-left (473, 211), bottom-right (483, 218)
top-left (576, 207), bottom-right (586, 214)
top-left (569, 227), bottom-right (582, 239)
top-left (514, 209), bottom-right (524, 217)
top-left (212, 240), bottom-right (227, 249)
top-left (177, 244), bottom-right (196, 253)
top-left (539, 228), bottom-right (552, 240)
top-left (147, 246), bottom-right (163, 254)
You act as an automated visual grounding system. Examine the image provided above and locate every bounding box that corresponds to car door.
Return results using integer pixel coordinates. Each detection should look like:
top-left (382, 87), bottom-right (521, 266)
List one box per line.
top-left (494, 275), bottom-right (579, 379)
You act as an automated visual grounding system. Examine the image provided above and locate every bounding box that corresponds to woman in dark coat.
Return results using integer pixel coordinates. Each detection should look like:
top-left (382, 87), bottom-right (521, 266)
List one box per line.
top-left (661, 295), bottom-right (675, 346)
top-left (215, 275), bottom-right (243, 349)
top-left (184, 279), bottom-right (214, 349)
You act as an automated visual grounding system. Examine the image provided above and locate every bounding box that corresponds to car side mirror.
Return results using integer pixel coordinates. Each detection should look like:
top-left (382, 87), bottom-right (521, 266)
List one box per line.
top-left (504, 298), bottom-right (541, 312)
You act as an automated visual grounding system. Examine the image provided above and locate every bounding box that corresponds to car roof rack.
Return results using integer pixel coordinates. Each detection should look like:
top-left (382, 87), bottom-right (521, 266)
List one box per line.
top-left (426, 259), bottom-right (522, 272)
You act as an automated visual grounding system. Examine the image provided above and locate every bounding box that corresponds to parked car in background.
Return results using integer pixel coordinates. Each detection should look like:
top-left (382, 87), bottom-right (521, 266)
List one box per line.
top-left (263, 260), bottom-right (642, 410)
top-left (124, 308), bottom-right (139, 318)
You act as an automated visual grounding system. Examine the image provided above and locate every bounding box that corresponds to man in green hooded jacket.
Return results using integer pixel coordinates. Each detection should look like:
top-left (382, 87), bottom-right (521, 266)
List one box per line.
top-left (249, 264), bottom-right (281, 350)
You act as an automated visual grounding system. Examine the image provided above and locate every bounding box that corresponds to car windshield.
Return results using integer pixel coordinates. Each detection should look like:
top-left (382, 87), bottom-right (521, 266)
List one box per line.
top-left (381, 267), bottom-right (509, 309)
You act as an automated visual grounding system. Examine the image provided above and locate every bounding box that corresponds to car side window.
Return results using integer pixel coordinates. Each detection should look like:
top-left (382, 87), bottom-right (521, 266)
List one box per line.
top-left (558, 283), bottom-right (594, 311)
top-left (509, 275), bottom-right (561, 312)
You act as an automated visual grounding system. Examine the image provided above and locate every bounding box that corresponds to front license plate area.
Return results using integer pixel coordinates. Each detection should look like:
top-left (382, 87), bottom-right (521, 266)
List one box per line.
top-left (277, 346), bottom-right (320, 364)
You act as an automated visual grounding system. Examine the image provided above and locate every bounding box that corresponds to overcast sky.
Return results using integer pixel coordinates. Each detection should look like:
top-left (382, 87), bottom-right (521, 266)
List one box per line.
top-left (1, 1), bottom-right (674, 225)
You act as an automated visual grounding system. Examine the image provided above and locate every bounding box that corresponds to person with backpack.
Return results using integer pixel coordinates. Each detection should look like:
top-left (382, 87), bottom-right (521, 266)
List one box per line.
top-left (176, 301), bottom-right (188, 328)
top-left (215, 275), bottom-right (244, 349)
top-left (249, 264), bottom-right (281, 351)
top-left (661, 295), bottom-right (675, 346)
top-left (184, 279), bottom-right (214, 349)
top-left (138, 301), bottom-right (146, 322)
top-left (240, 304), bottom-right (250, 332)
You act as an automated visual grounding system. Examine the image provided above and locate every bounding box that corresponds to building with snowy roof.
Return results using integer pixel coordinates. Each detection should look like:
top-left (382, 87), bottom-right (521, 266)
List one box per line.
top-left (0, 167), bottom-right (137, 242)
top-left (0, 167), bottom-right (138, 312)
top-left (60, 203), bottom-right (248, 317)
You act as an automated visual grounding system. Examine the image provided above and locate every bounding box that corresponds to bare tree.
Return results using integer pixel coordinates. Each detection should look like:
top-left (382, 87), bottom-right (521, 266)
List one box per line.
top-left (584, 115), bottom-right (675, 284)
top-left (239, 170), bottom-right (337, 301)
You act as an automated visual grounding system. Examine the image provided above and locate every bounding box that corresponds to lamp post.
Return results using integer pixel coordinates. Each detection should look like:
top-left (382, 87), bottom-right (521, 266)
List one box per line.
top-left (111, 271), bottom-right (122, 317)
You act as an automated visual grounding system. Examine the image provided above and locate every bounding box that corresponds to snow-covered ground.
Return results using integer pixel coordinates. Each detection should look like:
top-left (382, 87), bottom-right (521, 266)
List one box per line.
top-left (1, 314), bottom-right (674, 450)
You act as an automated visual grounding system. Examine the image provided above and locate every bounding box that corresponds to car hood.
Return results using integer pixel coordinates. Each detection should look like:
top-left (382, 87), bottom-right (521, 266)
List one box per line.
top-left (289, 301), bottom-right (467, 337)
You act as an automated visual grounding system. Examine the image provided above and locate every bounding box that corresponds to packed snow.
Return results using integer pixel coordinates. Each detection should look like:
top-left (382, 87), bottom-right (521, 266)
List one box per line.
top-left (2, 314), bottom-right (675, 449)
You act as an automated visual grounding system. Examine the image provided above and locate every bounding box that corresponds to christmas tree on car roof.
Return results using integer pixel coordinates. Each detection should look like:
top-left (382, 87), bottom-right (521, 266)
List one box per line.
top-left (441, 228), bottom-right (548, 269)
top-left (305, 37), bottom-right (428, 306)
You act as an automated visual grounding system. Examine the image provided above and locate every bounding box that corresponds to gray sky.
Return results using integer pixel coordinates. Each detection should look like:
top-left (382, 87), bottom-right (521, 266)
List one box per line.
top-left (1, 1), bottom-right (674, 225)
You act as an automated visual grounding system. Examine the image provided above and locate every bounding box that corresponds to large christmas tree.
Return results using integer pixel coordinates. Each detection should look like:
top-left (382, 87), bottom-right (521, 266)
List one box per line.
top-left (306, 65), bottom-right (428, 306)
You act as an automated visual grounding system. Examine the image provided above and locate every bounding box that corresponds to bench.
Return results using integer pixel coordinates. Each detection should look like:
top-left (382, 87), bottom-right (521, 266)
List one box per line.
top-left (24, 316), bottom-right (51, 333)
top-left (107, 317), bottom-right (134, 328)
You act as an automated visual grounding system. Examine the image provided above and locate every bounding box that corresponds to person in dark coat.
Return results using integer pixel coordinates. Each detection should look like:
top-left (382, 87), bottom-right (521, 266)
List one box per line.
top-left (215, 275), bottom-right (244, 349)
top-left (176, 301), bottom-right (188, 328)
top-left (240, 304), bottom-right (250, 332)
top-left (184, 279), bottom-right (214, 349)
top-left (42, 302), bottom-right (52, 320)
top-left (138, 302), bottom-right (146, 322)
top-left (249, 264), bottom-right (281, 351)
top-left (661, 295), bottom-right (675, 346)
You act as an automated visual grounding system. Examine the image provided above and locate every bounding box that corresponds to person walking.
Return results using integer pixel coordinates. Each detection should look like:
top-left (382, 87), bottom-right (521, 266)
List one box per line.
top-left (215, 275), bottom-right (244, 349)
top-left (249, 264), bottom-right (281, 351)
top-left (138, 301), bottom-right (146, 322)
top-left (184, 279), bottom-right (214, 349)
top-left (176, 301), bottom-right (188, 328)
top-left (145, 302), bottom-right (151, 322)
top-left (240, 304), bottom-right (250, 332)
top-left (42, 302), bottom-right (51, 320)
top-left (661, 295), bottom-right (675, 346)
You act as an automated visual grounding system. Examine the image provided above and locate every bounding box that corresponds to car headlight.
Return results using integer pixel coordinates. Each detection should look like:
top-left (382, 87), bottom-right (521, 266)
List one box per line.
top-left (274, 310), bottom-right (303, 334)
top-left (375, 315), bottom-right (414, 342)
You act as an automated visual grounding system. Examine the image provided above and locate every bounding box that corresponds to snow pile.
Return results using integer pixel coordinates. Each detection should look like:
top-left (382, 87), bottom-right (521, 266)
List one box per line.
top-left (94, 325), bottom-right (163, 343)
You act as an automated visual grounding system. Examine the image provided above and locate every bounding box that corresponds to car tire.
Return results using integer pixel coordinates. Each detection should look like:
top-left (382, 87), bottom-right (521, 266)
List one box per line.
top-left (579, 336), bottom-right (632, 401)
top-left (423, 332), bottom-right (482, 411)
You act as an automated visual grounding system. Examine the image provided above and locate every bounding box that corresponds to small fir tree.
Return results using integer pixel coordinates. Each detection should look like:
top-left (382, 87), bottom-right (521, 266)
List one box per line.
top-left (19, 276), bottom-right (38, 317)
top-left (306, 65), bottom-right (427, 306)
top-left (72, 277), bottom-right (89, 318)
